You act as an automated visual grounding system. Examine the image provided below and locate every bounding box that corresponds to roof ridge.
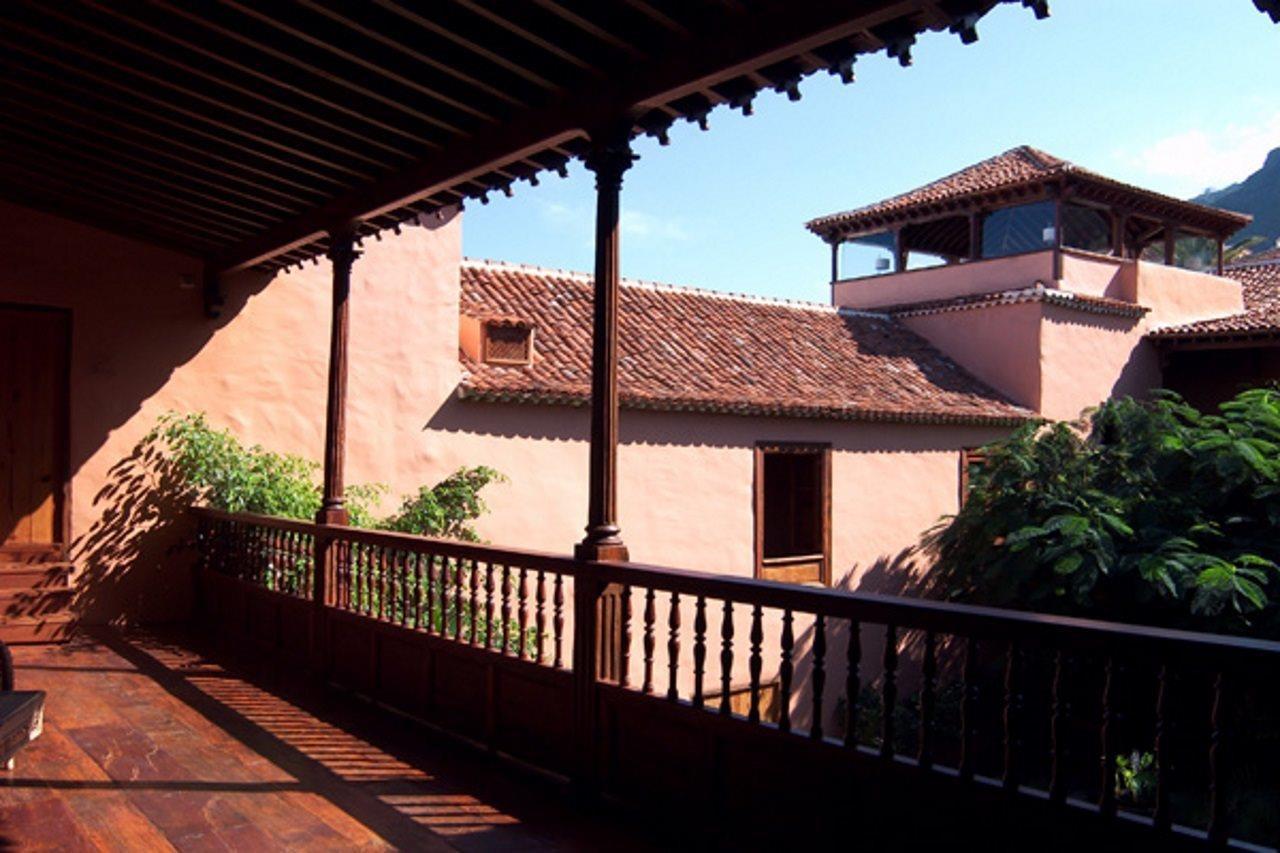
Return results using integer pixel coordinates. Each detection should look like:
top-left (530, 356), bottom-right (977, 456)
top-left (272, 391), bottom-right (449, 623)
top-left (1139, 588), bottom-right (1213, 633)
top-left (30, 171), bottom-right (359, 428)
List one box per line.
top-left (461, 256), bottom-right (890, 317)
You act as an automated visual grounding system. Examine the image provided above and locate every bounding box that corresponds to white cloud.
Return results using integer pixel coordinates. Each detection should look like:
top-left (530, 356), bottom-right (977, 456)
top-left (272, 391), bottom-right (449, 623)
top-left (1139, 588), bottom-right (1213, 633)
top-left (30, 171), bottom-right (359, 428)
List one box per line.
top-left (1123, 113), bottom-right (1280, 196)
top-left (538, 202), bottom-right (691, 246)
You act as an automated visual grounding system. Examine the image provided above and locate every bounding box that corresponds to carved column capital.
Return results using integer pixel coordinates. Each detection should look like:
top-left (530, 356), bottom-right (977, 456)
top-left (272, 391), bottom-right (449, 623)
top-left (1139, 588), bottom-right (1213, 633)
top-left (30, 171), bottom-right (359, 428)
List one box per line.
top-left (582, 127), bottom-right (638, 194)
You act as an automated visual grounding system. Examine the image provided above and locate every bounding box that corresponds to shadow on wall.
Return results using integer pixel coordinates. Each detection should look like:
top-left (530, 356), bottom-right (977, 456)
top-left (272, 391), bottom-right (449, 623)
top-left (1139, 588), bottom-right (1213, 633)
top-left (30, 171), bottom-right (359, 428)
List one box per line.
top-left (72, 437), bottom-right (198, 625)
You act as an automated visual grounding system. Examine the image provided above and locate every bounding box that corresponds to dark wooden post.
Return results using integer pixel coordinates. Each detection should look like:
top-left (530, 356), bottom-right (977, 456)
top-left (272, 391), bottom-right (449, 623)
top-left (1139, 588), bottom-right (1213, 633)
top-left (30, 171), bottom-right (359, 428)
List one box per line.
top-left (894, 228), bottom-right (908, 273)
top-left (967, 212), bottom-right (981, 261)
top-left (1216, 235), bottom-right (1225, 275)
top-left (1110, 210), bottom-right (1124, 258)
top-left (1163, 225), bottom-right (1176, 267)
top-left (829, 240), bottom-right (840, 282)
top-left (1051, 188), bottom-right (1064, 279)
top-left (317, 228), bottom-right (359, 526)
top-left (575, 127), bottom-right (635, 563)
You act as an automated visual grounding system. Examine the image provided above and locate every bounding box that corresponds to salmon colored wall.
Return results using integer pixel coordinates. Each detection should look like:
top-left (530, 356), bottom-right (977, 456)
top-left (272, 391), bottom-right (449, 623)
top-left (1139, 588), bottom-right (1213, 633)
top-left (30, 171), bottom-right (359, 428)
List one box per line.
top-left (1131, 261), bottom-right (1243, 328)
top-left (901, 302), bottom-right (1043, 411)
top-left (1058, 250), bottom-right (1134, 299)
top-left (1037, 305), bottom-right (1159, 421)
top-left (832, 250), bottom-right (1054, 310)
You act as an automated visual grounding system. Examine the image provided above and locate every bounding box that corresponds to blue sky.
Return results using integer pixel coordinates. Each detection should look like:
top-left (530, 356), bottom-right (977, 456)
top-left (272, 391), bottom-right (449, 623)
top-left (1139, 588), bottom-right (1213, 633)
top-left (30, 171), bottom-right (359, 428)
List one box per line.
top-left (463, 1), bottom-right (1280, 301)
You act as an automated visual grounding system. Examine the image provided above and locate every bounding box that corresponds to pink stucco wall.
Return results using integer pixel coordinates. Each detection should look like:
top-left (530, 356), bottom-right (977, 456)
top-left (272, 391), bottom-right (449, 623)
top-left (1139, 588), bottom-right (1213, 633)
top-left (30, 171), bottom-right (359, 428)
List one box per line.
top-left (1131, 260), bottom-right (1243, 328)
top-left (832, 250), bottom-right (1054, 310)
top-left (901, 302), bottom-right (1044, 411)
top-left (1057, 250), bottom-right (1133, 299)
top-left (3, 200), bottom-right (1006, 626)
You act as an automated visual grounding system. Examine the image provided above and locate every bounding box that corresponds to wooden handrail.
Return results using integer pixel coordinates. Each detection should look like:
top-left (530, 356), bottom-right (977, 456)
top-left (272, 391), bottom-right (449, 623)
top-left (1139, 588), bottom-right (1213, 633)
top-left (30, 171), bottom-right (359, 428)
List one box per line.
top-left (589, 559), bottom-right (1280, 664)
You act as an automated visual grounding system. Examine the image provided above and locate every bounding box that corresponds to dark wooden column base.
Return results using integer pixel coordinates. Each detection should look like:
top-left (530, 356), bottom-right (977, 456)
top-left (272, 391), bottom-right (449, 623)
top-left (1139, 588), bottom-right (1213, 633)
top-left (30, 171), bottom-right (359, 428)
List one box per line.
top-left (315, 506), bottom-right (349, 526)
top-left (574, 540), bottom-right (630, 562)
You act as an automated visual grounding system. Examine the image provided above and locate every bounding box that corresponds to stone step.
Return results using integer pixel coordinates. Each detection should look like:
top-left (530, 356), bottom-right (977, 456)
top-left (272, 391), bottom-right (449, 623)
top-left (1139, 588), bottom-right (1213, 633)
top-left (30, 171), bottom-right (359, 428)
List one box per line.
top-left (0, 564), bottom-right (72, 590)
top-left (0, 588), bottom-right (73, 619)
top-left (0, 613), bottom-right (75, 644)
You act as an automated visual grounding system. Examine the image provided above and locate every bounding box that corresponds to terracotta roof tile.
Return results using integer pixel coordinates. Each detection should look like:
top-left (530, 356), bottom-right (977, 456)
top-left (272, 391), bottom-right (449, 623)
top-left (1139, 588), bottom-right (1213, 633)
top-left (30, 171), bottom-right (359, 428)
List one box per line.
top-left (806, 146), bottom-right (1250, 239)
top-left (1148, 260), bottom-right (1280, 341)
top-left (458, 260), bottom-right (1030, 425)
top-left (883, 283), bottom-right (1149, 320)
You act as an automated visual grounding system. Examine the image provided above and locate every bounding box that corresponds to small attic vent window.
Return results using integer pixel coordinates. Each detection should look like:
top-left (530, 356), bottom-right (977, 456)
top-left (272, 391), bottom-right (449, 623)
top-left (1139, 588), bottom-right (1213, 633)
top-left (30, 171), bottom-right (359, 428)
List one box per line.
top-left (482, 320), bottom-right (534, 365)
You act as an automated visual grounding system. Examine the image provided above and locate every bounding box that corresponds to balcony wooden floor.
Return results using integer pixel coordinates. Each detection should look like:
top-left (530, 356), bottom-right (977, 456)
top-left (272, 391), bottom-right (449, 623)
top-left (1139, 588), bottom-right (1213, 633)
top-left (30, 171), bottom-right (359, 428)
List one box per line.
top-left (0, 629), bottom-right (658, 852)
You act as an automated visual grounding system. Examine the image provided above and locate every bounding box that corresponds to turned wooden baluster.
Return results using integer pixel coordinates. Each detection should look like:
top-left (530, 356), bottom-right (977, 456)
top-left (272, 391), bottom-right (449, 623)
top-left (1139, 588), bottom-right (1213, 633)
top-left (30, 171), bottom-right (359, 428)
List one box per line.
top-left (517, 567), bottom-right (529, 659)
top-left (881, 624), bottom-right (898, 760)
top-left (666, 592), bottom-right (681, 701)
top-left (919, 630), bottom-right (937, 769)
top-left (535, 570), bottom-right (546, 663)
top-left (500, 564), bottom-right (512, 653)
top-left (424, 555), bottom-right (437, 634)
top-left (1152, 664), bottom-right (1171, 833)
top-left (779, 609), bottom-right (794, 734)
top-left (1049, 650), bottom-right (1069, 805)
top-left (379, 546), bottom-right (389, 620)
top-left (811, 613), bottom-right (826, 740)
top-left (1098, 656), bottom-right (1118, 819)
top-left (483, 561), bottom-right (496, 648)
top-left (1207, 671), bottom-right (1228, 845)
top-left (642, 588), bottom-right (656, 694)
top-left (553, 573), bottom-right (565, 668)
top-left (960, 636), bottom-right (978, 782)
top-left (845, 619), bottom-right (861, 748)
top-left (719, 600), bottom-right (734, 716)
top-left (1002, 643), bottom-right (1024, 792)
top-left (619, 584), bottom-right (632, 687)
top-left (692, 596), bottom-right (707, 709)
top-left (453, 559), bottom-right (464, 641)
top-left (748, 604), bottom-right (763, 724)
top-left (467, 560), bottom-right (481, 646)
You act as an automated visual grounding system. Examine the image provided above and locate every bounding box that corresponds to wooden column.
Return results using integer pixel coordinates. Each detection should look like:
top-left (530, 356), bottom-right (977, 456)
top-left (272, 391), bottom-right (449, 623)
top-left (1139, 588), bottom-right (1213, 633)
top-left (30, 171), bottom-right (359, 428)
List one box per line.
top-left (829, 240), bottom-right (840, 282)
top-left (1216, 236), bottom-right (1225, 275)
top-left (575, 128), bottom-right (635, 562)
top-left (1051, 190), bottom-right (1064, 279)
top-left (1163, 225), bottom-right (1176, 266)
top-left (1112, 210), bottom-right (1128, 258)
top-left (317, 228), bottom-right (360, 526)
top-left (967, 212), bottom-right (981, 261)
top-left (894, 228), bottom-right (908, 273)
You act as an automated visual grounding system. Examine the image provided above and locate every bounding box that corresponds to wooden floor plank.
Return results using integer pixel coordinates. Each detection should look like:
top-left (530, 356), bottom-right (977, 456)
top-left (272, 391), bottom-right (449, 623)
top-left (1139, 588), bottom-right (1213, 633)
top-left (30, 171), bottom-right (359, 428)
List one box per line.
top-left (0, 631), bottom-right (661, 852)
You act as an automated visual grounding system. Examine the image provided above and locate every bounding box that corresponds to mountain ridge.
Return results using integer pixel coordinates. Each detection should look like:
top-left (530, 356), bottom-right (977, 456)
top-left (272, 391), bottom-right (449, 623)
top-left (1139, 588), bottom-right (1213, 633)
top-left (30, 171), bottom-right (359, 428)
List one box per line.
top-left (1192, 146), bottom-right (1280, 250)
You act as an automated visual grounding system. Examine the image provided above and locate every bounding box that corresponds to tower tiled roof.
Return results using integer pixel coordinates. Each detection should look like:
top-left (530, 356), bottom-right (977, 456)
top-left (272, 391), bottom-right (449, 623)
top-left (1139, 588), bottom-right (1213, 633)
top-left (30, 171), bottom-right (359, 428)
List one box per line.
top-left (457, 260), bottom-right (1030, 425)
top-left (807, 146), bottom-right (1251, 241)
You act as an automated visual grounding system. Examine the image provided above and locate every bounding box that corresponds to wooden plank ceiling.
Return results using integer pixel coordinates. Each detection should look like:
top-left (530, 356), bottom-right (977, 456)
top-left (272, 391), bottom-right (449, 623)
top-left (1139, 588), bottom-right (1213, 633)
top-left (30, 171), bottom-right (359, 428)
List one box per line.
top-left (2, 0), bottom-right (1066, 274)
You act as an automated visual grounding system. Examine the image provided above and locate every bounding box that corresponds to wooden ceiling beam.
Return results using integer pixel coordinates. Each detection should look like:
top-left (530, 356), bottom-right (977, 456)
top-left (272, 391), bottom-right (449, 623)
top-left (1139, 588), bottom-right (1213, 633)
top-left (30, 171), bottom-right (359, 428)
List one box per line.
top-left (371, 0), bottom-right (562, 93)
top-left (0, 123), bottom-right (285, 226)
top-left (449, 0), bottom-right (600, 73)
top-left (148, 0), bottom-right (460, 140)
top-left (216, 0), bottom-right (504, 126)
top-left (22, 0), bottom-right (414, 166)
top-left (1, 37), bottom-right (371, 185)
top-left (528, 0), bottom-right (648, 59)
top-left (0, 84), bottom-right (327, 207)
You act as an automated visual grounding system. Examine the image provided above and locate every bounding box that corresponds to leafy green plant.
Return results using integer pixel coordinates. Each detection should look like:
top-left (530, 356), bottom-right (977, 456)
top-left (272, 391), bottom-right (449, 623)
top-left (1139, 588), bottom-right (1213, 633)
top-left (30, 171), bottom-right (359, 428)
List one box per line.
top-left (149, 412), bottom-right (503, 542)
top-left (379, 467), bottom-right (507, 541)
top-left (926, 389), bottom-right (1280, 635)
top-left (1116, 750), bottom-right (1156, 805)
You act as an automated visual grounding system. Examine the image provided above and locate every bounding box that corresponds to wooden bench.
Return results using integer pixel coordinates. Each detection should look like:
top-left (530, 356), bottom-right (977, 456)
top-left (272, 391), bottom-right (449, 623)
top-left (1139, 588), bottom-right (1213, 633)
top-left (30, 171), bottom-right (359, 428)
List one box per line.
top-left (0, 641), bottom-right (44, 770)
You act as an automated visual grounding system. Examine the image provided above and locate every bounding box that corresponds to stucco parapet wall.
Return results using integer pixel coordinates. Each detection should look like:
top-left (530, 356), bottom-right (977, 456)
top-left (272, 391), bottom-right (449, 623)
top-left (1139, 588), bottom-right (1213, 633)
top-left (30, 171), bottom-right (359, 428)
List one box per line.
top-left (882, 283), bottom-right (1150, 321)
top-left (455, 385), bottom-right (1032, 427)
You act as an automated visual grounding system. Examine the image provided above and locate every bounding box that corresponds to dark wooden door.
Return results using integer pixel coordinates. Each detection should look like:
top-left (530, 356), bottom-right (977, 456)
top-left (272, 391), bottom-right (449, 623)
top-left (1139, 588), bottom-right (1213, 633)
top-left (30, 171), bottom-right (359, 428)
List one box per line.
top-left (0, 308), bottom-right (68, 547)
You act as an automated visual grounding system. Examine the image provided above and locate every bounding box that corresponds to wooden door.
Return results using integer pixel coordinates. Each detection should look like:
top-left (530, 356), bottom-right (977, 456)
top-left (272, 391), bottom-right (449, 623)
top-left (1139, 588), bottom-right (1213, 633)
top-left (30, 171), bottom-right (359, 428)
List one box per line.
top-left (0, 307), bottom-right (68, 547)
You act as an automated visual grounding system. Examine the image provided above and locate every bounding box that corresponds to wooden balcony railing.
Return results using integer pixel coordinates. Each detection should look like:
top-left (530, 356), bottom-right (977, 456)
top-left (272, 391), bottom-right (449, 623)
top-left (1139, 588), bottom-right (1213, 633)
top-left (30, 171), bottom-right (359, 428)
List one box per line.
top-left (193, 507), bottom-right (1280, 848)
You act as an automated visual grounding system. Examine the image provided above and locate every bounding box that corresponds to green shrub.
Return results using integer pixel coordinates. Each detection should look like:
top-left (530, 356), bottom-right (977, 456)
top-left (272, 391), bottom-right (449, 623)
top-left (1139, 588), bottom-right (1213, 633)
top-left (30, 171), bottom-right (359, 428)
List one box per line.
top-left (379, 467), bottom-right (507, 541)
top-left (148, 412), bottom-right (501, 540)
top-left (926, 389), bottom-right (1280, 635)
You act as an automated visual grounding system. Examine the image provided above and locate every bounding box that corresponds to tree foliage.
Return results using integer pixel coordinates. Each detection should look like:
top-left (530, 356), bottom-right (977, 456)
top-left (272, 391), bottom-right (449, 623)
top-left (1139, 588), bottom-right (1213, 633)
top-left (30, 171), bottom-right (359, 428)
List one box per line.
top-left (149, 412), bottom-right (501, 540)
top-left (926, 389), bottom-right (1280, 635)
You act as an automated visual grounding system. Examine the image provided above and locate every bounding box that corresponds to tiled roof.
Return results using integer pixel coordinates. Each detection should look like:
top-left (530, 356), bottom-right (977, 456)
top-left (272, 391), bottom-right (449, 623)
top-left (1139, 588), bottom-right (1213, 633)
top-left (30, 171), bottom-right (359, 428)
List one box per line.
top-left (807, 146), bottom-right (1251, 239)
top-left (883, 283), bottom-right (1149, 320)
top-left (1148, 260), bottom-right (1280, 341)
top-left (458, 260), bottom-right (1029, 425)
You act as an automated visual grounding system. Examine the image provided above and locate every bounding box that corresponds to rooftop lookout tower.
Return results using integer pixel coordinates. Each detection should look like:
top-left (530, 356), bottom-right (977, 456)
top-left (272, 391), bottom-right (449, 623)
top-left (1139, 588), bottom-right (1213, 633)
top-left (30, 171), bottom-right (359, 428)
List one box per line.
top-left (807, 146), bottom-right (1251, 315)
top-left (807, 147), bottom-right (1256, 420)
